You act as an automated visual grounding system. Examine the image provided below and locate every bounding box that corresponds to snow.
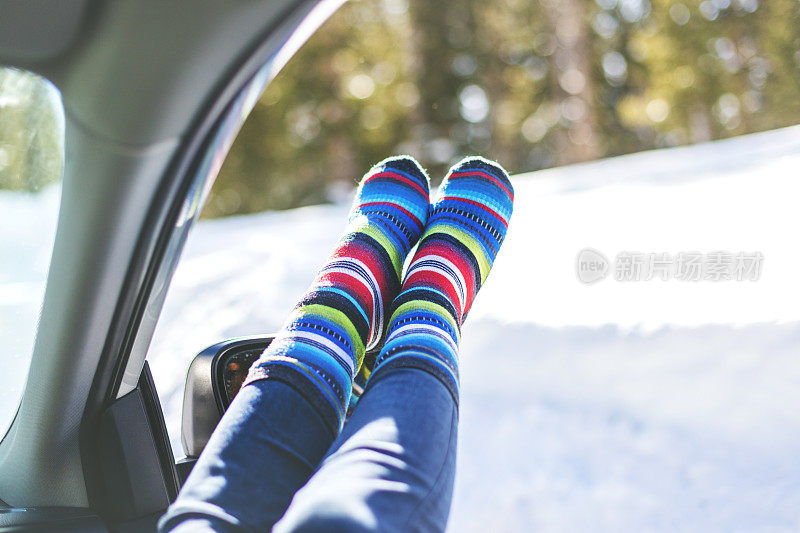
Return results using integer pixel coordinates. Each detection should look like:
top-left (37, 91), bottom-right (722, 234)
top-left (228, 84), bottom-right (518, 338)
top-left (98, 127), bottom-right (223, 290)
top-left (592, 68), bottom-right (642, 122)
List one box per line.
top-left (0, 184), bottom-right (61, 434)
top-left (4, 125), bottom-right (800, 530)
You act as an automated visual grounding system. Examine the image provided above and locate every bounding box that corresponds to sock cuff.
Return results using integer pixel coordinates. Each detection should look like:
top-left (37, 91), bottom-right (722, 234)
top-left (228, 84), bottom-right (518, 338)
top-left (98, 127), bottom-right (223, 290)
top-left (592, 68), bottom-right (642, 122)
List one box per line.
top-left (244, 361), bottom-right (343, 436)
top-left (365, 354), bottom-right (460, 408)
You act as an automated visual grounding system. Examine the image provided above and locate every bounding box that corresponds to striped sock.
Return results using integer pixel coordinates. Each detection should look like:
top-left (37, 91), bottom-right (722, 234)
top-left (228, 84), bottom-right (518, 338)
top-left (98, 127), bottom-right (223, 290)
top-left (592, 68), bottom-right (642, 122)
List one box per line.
top-left (244, 156), bottom-right (430, 433)
top-left (367, 156), bottom-right (514, 402)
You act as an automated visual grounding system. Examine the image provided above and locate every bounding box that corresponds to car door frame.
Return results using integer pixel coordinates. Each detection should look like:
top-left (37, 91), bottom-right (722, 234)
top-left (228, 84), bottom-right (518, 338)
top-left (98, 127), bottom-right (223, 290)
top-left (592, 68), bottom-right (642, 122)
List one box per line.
top-left (0, 0), bottom-right (344, 528)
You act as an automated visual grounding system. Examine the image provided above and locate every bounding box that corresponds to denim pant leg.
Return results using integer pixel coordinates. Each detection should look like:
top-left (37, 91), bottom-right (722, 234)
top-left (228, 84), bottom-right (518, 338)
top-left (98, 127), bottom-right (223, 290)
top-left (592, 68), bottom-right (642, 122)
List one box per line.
top-left (274, 368), bottom-right (459, 533)
top-left (159, 380), bottom-right (335, 533)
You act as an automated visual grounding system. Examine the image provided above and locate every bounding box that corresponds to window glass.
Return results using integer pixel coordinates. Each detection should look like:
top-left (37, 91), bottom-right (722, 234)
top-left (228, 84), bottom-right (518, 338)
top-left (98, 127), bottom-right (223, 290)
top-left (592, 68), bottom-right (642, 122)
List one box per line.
top-left (149, 0), bottom-right (800, 529)
top-left (0, 67), bottom-right (64, 437)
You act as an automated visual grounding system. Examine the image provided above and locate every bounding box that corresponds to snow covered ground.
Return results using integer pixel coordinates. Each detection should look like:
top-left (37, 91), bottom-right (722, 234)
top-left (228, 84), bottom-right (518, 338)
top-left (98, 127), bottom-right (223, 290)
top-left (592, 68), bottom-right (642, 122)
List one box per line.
top-left (4, 126), bottom-right (800, 530)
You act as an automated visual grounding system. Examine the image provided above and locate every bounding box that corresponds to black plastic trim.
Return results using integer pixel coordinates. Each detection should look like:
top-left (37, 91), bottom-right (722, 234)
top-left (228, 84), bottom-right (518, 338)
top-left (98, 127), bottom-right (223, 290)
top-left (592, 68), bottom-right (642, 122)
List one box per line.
top-left (174, 458), bottom-right (196, 488)
top-left (96, 365), bottom-right (177, 522)
top-left (137, 363), bottom-right (180, 503)
top-left (0, 507), bottom-right (106, 532)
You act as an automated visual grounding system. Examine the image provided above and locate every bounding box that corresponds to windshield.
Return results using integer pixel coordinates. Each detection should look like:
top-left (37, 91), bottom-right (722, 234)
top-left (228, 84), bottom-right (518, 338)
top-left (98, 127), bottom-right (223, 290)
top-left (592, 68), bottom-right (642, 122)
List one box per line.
top-left (0, 67), bottom-right (64, 438)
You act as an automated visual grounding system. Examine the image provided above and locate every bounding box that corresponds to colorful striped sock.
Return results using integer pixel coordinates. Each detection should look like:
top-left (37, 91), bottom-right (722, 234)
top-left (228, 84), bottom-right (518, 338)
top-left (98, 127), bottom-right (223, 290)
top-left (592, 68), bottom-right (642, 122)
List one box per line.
top-left (244, 156), bottom-right (430, 433)
top-left (367, 156), bottom-right (514, 402)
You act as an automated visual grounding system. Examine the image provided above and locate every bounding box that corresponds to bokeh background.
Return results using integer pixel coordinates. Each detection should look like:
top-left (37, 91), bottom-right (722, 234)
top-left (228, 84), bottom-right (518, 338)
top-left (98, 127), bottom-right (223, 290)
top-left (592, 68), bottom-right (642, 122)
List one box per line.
top-left (202, 0), bottom-right (800, 216)
top-left (1, 0), bottom-right (798, 211)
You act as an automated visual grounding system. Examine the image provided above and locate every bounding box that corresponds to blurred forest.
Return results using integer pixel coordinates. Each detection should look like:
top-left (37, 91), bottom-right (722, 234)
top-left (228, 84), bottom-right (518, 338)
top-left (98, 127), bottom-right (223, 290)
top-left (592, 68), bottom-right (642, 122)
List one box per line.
top-left (1, 0), bottom-right (798, 218)
top-left (0, 68), bottom-right (63, 192)
top-left (206, 0), bottom-right (800, 217)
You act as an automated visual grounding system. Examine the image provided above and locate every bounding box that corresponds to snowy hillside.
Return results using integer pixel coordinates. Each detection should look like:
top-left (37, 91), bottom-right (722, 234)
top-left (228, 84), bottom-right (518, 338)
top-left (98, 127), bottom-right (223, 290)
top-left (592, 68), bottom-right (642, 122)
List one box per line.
top-left (3, 126), bottom-right (800, 531)
top-left (147, 125), bottom-right (800, 531)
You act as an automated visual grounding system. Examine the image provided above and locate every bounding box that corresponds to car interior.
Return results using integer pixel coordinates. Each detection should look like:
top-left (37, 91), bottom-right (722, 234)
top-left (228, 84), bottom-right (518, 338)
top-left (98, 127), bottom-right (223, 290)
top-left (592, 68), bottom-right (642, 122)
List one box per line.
top-left (4, 1), bottom-right (798, 531)
top-left (0, 1), bottom-right (344, 530)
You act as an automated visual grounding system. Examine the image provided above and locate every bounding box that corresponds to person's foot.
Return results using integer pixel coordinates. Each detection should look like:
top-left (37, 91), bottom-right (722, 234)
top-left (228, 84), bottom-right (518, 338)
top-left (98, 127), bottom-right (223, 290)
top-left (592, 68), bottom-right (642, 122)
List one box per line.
top-left (245, 156), bottom-right (430, 432)
top-left (366, 156), bottom-right (514, 401)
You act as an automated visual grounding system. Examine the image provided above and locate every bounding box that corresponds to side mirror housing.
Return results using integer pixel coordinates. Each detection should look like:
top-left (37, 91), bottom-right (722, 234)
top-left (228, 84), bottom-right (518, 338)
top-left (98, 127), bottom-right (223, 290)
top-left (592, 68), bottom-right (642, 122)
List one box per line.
top-left (180, 335), bottom-right (274, 458)
top-left (179, 335), bottom-right (379, 461)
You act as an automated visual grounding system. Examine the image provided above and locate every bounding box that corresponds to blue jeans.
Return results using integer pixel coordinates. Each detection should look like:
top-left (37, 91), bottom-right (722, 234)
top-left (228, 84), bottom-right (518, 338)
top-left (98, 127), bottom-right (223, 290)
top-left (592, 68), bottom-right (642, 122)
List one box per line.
top-left (159, 367), bottom-right (458, 532)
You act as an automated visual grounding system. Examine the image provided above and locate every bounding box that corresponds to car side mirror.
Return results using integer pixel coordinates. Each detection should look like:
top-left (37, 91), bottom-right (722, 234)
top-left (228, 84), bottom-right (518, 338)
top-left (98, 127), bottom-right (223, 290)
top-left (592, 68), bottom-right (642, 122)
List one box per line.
top-left (180, 335), bottom-right (274, 458)
top-left (180, 335), bottom-right (378, 462)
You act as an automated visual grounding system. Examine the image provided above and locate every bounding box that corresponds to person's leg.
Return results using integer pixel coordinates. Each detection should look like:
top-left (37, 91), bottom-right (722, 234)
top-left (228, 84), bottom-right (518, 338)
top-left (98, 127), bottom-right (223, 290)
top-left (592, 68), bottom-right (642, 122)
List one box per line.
top-left (274, 369), bottom-right (457, 533)
top-left (159, 380), bottom-right (334, 533)
top-left (159, 156), bottom-right (430, 532)
top-left (275, 157), bottom-right (514, 533)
